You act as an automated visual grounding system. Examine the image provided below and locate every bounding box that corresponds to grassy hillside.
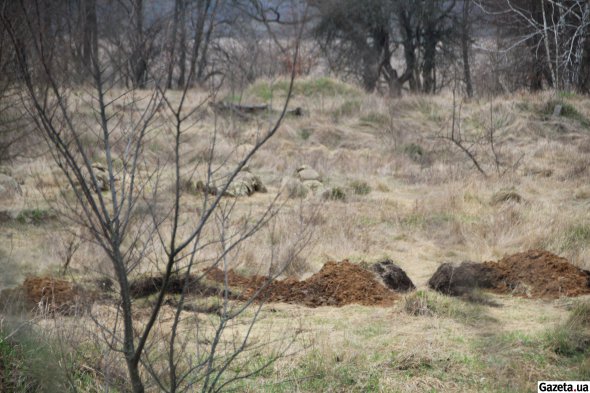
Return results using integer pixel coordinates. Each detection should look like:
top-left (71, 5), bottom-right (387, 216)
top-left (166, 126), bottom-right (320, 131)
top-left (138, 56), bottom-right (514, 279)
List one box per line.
top-left (1, 78), bottom-right (590, 391)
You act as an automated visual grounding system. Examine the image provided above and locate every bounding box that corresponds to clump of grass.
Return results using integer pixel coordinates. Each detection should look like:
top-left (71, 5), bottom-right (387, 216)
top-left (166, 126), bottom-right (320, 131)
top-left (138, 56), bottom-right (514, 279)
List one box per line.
top-left (545, 301), bottom-right (590, 357)
top-left (558, 224), bottom-right (590, 252)
top-left (223, 93), bottom-right (243, 103)
top-left (326, 187), bottom-right (346, 201)
top-left (359, 112), bottom-right (389, 126)
top-left (415, 99), bottom-right (444, 122)
top-left (298, 128), bottom-right (312, 141)
top-left (283, 178), bottom-right (309, 199)
top-left (257, 349), bottom-right (380, 392)
top-left (248, 77), bottom-right (359, 101)
top-left (401, 143), bottom-right (425, 162)
top-left (400, 211), bottom-right (455, 230)
top-left (0, 325), bottom-right (67, 392)
top-left (404, 290), bottom-right (490, 325)
top-left (16, 208), bottom-right (56, 225)
top-left (559, 91), bottom-right (579, 99)
top-left (332, 100), bottom-right (361, 119)
top-left (349, 180), bottom-right (371, 196)
top-left (490, 189), bottom-right (522, 206)
top-left (544, 100), bottom-right (590, 128)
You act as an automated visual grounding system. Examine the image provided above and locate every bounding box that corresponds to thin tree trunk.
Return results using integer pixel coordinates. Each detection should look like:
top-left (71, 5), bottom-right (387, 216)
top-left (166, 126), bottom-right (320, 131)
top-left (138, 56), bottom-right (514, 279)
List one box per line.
top-left (81, 0), bottom-right (96, 69)
top-left (196, 0), bottom-right (219, 82)
top-left (541, 0), bottom-right (557, 89)
top-left (132, 0), bottom-right (147, 88)
top-left (166, 0), bottom-right (180, 89)
top-left (177, 0), bottom-right (187, 87)
top-left (461, 0), bottom-right (473, 97)
top-left (188, 0), bottom-right (210, 84)
top-left (422, 32), bottom-right (437, 94)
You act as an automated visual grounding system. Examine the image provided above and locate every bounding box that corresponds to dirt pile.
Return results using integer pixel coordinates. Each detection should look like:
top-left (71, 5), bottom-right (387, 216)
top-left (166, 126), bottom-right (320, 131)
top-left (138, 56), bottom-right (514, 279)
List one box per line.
top-left (371, 259), bottom-right (416, 292)
top-left (22, 276), bottom-right (92, 315)
top-left (429, 250), bottom-right (590, 299)
top-left (485, 249), bottom-right (590, 298)
top-left (428, 261), bottom-right (500, 296)
top-left (129, 274), bottom-right (238, 299)
top-left (206, 260), bottom-right (400, 307)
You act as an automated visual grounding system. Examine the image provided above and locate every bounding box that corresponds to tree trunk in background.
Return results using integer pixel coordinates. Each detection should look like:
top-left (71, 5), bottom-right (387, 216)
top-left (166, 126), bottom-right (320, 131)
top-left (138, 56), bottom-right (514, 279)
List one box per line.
top-left (131, 0), bottom-right (147, 88)
top-left (189, 0), bottom-right (209, 84)
top-left (196, 0), bottom-right (217, 82)
top-left (81, 0), bottom-right (97, 70)
top-left (177, 0), bottom-right (187, 87)
top-left (461, 0), bottom-right (473, 97)
top-left (422, 29), bottom-right (437, 94)
top-left (166, 0), bottom-right (180, 89)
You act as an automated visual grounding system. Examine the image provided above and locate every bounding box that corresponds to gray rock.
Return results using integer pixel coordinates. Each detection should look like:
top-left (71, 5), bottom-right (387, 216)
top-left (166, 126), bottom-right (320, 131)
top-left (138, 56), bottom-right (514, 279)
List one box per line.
top-left (296, 166), bottom-right (320, 182)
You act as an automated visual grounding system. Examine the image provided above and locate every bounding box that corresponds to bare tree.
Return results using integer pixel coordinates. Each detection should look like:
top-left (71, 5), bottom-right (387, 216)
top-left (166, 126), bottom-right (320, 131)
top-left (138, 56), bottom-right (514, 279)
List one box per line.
top-left (460, 0), bottom-right (474, 97)
top-left (311, 0), bottom-right (458, 96)
top-left (1, 1), bottom-right (310, 392)
top-left (476, 0), bottom-right (590, 92)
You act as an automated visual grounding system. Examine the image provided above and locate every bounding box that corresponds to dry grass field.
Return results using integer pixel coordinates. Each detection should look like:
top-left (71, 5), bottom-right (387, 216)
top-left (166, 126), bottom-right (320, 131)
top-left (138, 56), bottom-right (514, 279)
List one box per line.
top-left (1, 77), bottom-right (590, 392)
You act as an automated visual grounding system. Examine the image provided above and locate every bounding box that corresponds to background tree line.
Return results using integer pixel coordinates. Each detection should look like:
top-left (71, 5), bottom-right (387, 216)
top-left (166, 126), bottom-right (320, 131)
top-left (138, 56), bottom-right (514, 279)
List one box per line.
top-left (1, 0), bottom-right (589, 98)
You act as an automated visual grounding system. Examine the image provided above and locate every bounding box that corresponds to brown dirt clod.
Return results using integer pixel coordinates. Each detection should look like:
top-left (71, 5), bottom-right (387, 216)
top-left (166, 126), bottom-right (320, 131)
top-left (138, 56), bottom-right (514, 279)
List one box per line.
top-left (206, 260), bottom-right (400, 308)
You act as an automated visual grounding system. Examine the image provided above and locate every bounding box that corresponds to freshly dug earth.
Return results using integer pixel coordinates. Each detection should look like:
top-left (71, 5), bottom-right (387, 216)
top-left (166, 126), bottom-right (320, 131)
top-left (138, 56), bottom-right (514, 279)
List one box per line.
top-left (371, 259), bottom-right (416, 292)
top-left (22, 276), bottom-right (92, 315)
top-left (129, 274), bottom-right (238, 299)
top-left (429, 250), bottom-right (590, 299)
top-left (428, 261), bottom-right (500, 296)
top-left (485, 249), bottom-right (590, 298)
top-left (206, 260), bottom-right (399, 307)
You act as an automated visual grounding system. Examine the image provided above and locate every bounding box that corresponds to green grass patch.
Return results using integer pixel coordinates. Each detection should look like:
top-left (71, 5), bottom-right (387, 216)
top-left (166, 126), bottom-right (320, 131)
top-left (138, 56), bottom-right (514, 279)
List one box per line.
top-left (359, 112), bottom-right (389, 127)
top-left (544, 100), bottom-right (590, 128)
top-left (404, 290), bottom-right (493, 325)
top-left (415, 99), bottom-right (444, 123)
top-left (544, 301), bottom-right (590, 357)
top-left (558, 224), bottom-right (590, 252)
top-left (332, 100), bottom-right (362, 118)
top-left (559, 91), bottom-right (579, 99)
top-left (401, 143), bottom-right (425, 162)
top-left (0, 326), bottom-right (68, 392)
top-left (298, 128), bottom-right (312, 141)
top-left (327, 187), bottom-right (347, 201)
top-left (400, 212), bottom-right (455, 230)
top-left (474, 302), bottom-right (590, 392)
top-left (16, 208), bottom-right (56, 225)
top-left (248, 350), bottom-right (381, 393)
top-left (248, 77), bottom-right (359, 102)
top-left (349, 180), bottom-right (371, 196)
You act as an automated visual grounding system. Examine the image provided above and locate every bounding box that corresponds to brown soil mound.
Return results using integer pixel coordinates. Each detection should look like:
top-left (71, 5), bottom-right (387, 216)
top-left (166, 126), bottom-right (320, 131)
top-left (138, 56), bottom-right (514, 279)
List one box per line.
top-left (484, 249), bottom-right (590, 298)
top-left (429, 250), bottom-right (590, 299)
top-left (371, 259), bottom-right (416, 292)
top-left (22, 276), bottom-right (92, 315)
top-left (206, 260), bottom-right (399, 307)
top-left (129, 274), bottom-right (238, 299)
top-left (428, 261), bottom-right (500, 296)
